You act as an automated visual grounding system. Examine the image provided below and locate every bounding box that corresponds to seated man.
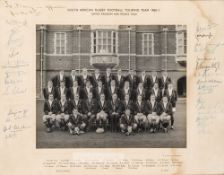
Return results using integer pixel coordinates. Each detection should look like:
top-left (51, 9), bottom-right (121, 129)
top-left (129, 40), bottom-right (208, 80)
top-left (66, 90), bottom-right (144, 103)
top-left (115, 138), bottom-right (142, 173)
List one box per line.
top-left (146, 94), bottom-right (160, 133)
top-left (121, 93), bottom-right (134, 115)
top-left (56, 94), bottom-right (70, 130)
top-left (120, 108), bottom-right (137, 136)
top-left (165, 83), bottom-right (178, 129)
top-left (83, 92), bottom-right (98, 131)
top-left (43, 93), bottom-right (59, 132)
top-left (134, 94), bottom-right (147, 132)
top-left (158, 95), bottom-right (173, 133)
top-left (109, 93), bottom-right (122, 132)
top-left (96, 93), bottom-right (110, 133)
top-left (67, 109), bottom-right (86, 135)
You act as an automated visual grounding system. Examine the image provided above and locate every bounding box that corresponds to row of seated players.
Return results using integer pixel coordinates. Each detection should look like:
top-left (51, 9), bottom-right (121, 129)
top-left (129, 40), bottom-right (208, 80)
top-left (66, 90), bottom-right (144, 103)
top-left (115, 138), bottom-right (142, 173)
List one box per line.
top-left (43, 83), bottom-right (177, 135)
top-left (50, 68), bottom-right (172, 90)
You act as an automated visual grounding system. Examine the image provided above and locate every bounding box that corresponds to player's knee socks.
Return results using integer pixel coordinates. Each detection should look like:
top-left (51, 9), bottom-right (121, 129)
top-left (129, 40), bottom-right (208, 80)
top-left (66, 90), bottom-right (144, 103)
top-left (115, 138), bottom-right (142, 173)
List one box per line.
top-left (162, 122), bottom-right (169, 128)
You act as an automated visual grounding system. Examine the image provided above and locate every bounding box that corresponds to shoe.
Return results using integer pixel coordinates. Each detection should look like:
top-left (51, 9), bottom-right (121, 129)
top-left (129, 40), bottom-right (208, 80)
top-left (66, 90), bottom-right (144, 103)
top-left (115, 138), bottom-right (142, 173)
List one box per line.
top-left (126, 132), bottom-right (130, 136)
top-left (79, 130), bottom-right (85, 134)
top-left (121, 130), bottom-right (125, 133)
top-left (46, 128), bottom-right (51, 133)
top-left (171, 125), bottom-right (174, 130)
top-left (150, 128), bottom-right (154, 133)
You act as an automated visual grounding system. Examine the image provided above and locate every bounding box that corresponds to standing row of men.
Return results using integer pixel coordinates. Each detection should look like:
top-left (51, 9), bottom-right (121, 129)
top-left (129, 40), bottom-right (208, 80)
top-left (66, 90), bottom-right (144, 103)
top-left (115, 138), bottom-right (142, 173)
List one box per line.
top-left (42, 68), bottom-right (177, 135)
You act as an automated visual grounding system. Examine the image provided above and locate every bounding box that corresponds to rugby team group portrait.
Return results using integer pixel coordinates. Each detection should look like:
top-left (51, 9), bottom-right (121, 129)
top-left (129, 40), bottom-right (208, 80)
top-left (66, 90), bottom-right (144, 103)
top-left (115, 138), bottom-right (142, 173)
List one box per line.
top-left (43, 68), bottom-right (177, 136)
top-left (36, 25), bottom-right (186, 148)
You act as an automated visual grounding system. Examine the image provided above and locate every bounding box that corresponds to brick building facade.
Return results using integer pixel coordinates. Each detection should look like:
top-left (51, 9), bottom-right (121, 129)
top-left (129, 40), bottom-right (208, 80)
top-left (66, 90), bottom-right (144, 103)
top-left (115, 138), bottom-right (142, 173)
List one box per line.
top-left (36, 25), bottom-right (186, 98)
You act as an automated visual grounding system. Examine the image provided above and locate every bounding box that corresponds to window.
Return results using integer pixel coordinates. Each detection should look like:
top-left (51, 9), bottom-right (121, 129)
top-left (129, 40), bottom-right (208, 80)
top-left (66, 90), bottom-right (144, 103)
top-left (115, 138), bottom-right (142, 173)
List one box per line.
top-left (54, 32), bottom-right (66, 54)
top-left (142, 33), bottom-right (154, 55)
top-left (176, 25), bottom-right (187, 55)
top-left (92, 30), bottom-right (118, 54)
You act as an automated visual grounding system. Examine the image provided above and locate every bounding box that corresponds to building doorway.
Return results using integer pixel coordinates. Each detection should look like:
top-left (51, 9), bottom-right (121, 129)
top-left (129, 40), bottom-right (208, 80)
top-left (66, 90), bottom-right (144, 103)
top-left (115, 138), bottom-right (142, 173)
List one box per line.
top-left (177, 76), bottom-right (186, 97)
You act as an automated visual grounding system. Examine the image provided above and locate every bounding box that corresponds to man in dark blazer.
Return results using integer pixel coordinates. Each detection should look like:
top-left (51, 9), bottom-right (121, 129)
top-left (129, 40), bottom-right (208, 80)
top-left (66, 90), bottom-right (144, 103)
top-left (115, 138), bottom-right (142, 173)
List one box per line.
top-left (52, 70), bottom-right (67, 88)
top-left (133, 94), bottom-right (148, 131)
top-left (126, 69), bottom-right (139, 89)
top-left (68, 94), bottom-right (86, 122)
top-left (91, 69), bottom-right (103, 88)
top-left (81, 79), bottom-right (95, 100)
top-left (95, 93), bottom-right (110, 133)
top-left (120, 108), bottom-right (137, 136)
top-left (159, 70), bottom-right (172, 90)
top-left (146, 94), bottom-right (160, 133)
top-left (83, 92), bottom-right (98, 131)
top-left (55, 94), bottom-right (70, 130)
top-left (67, 69), bottom-right (80, 87)
top-left (148, 71), bottom-right (160, 90)
top-left (55, 80), bottom-right (68, 100)
top-left (149, 82), bottom-right (162, 103)
top-left (114, 69), bottom-right (125, 89)
top-left (104, 68), bottom-right (114, 88)
top-left (106, 79), bottom-right (120, 101)
top-left (67, 108), bottom-right (86, 135)
top-left (138, 70), bottom-right (149, 90)
top-left (94, 79), bottom-right (106, 101)
top-left (43, 93), bottom-right (59, 132)
top-left (79, 68), bottom-right (92, 88)
top-left (158, 95), bottom-right (173, 133)
top-left (43, 80), bottom-right (56, 100)
top-left (133, 82), bottom-right (147, 101)
top-left (120, 81), bottom-right (134, 101)
top-left (164, 83), bottom-right (177, 129)
top-left (67, 79), bottom-right (81, 101)
top-left (108, 93), bottom-right (123, 132)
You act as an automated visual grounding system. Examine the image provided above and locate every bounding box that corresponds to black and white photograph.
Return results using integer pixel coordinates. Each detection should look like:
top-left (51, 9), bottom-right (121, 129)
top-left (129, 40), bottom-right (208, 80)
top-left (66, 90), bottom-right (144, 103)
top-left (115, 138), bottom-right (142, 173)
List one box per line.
top-left (36, 25), bottom-right (187, 148)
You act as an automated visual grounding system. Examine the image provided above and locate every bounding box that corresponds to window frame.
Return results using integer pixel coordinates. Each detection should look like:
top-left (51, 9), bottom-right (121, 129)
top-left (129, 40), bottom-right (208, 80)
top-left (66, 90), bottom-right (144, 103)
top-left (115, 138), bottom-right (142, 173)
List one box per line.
top-left (142, 33), bottom-right (154, 56)
top-left (91, 30), bottom-right (118, 54)
top-left (176, 25), bottom-right (187, 55)
top-left (54, 32), bottom-right (67, 55)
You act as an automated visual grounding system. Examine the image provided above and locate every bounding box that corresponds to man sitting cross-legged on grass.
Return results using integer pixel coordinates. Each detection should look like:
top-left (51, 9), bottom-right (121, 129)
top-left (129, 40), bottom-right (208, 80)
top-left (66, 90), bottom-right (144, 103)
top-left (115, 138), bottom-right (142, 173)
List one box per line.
top-left (120, 108), bottom-right (137, 136)
top-left (43, 93), bottom-right (59, 133)
top-left (69, 94), bottom-right (87, 133)
top-left (146, 94), bottom-right (160, 133)
top-left (158, 95), bottom-right (173, 133)
top-left (55, 94), bottom-right (70, 130)
top-left (96, 93), bottom-right (110, 133)
top-left (67, 109), bottom-right (86, 135)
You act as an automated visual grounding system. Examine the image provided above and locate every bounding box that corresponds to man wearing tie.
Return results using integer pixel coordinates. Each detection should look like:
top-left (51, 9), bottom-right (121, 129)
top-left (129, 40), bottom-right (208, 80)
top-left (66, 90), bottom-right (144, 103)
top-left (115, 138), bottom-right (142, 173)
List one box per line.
top-left (68, 79), bottom-right (81, 100)
top-left (56, 94), bottom-right (70, 130)
top-left (43, 93), bottom-right (59, 132)
top-left (43, 80), bottom-right (56, 100)
top-left (158, 95), bottom-right (172, 133)
top-left (68, 69), bottom-right (80, 87)
top-left (52, 70), bottom-right (67, 88)
top-left (115, 69), bottom-right (125, 89)
top-left (139, 70), bottom-right (149, 90)
top-left (80, 68), bottom-right (91, 88)
top-left (109, 93), bottom-right (122, 132)
top-left (164, 83), bottom-right (177, 129)
top-left (146, 94), bottom-right (160, 133)
top-left (148, 71), bottom-right (159, 90)
top-left (133, 94), bottom-right (147, 132)
top-left (91, 69), bottom-right (102, 88)
top-left (120, 108), bottom-right (137, 136)
top-left (56, 80), bottom-right (68, 100)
